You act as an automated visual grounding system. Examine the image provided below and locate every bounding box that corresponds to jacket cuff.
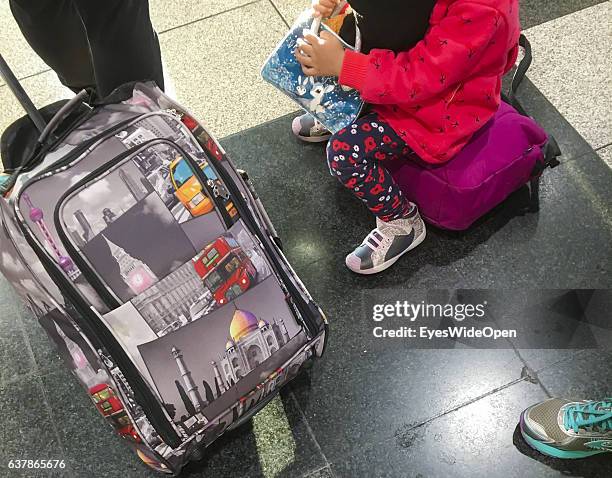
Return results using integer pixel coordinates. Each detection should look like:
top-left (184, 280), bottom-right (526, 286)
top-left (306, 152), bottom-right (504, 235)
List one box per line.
top-left (339, 50), bottom-right (369, 91)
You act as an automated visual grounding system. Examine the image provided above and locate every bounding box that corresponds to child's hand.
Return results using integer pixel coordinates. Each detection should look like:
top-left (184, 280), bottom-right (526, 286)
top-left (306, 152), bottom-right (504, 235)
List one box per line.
top-left (312, 0), bottom-right (339, 18)
top-left (296, 31), bottom-right (345, 77)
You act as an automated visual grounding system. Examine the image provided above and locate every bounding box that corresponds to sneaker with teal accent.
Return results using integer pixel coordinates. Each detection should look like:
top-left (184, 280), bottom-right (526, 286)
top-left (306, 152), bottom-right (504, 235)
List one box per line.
top-left (520, 397), bottom-right (612, 459)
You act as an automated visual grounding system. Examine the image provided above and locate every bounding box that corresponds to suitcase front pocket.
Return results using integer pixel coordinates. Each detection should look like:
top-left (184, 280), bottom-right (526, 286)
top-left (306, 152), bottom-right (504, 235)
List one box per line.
top-left (54, 140), bottom-right (309, 437)
top-left (55, 138), bottom-right (239, 307)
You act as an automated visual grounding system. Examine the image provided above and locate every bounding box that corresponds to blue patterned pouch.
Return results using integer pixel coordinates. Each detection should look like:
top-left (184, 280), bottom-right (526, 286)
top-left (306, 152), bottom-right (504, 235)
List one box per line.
top-left (261, 8), bottom-right (364, 133)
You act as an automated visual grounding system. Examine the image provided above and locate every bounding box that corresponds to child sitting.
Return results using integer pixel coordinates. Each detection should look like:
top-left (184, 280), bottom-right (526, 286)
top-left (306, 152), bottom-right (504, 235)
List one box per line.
top-left (295, 0), bottom-right (520, 274)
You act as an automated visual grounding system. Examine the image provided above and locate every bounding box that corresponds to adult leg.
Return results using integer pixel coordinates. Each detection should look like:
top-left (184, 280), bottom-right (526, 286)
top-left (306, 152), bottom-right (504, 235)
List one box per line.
top-left (72, 0), bottom-right (164, 98)
top-left (9, 0), bottom-right (96, 91)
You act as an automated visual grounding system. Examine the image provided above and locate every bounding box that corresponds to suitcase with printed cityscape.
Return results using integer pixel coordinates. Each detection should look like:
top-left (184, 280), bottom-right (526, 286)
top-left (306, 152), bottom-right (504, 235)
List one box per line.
top-left (0, 54), bottom-right (328, 474)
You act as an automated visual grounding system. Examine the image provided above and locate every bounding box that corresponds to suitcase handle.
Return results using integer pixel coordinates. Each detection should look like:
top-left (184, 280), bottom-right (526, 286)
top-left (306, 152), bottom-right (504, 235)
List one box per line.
top-left (37, 89), bottom-right (89, 144)
top-left (0, 53), bottom-right (91, 146)
top-left (0, 53), bottom-right (46, 134)
top-left (0, 52), bottom-right (91, 194)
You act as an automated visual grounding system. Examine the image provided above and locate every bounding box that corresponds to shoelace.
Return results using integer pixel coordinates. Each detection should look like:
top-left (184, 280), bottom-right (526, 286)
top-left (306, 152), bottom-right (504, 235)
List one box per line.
top-left (563, 399), bottom-right (612, 434)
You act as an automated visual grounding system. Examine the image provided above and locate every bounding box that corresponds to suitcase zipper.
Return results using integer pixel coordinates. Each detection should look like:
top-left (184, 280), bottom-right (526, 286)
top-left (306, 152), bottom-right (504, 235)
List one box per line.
top-left (15, 112), bottom-right (320, 449)
top-left (13, 115), bottom-right (234, 450)
top-left (46, 138), bottom-right (240, 447)
top-left (22, 110), bottom-right (180, 188)
top-left (13, 207), bottom-right (182, 448)
top-left (29, 115), bottom-right (143, 181)
top-left (14, 113), bottom-right (175, 308)
top-left (15, 129), bottom-right (193, 449)
top-left (160, 114), bottom-right (324, 335)
top-left (194, 147), bottom-right (324, 336)
top-left (53, 138), bottom-right (235, 309)
top-left (54, 131), bottom-right (322, 336)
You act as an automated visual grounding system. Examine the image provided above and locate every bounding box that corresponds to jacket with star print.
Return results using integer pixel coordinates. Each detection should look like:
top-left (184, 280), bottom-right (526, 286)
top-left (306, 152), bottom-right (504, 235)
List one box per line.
top-left (339, 0), bottom-right (521, 164)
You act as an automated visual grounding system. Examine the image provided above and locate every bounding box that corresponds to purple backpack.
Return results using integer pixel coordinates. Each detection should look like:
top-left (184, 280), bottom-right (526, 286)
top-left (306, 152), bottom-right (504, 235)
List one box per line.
top-left (389, 35), bottom-right (561, 231)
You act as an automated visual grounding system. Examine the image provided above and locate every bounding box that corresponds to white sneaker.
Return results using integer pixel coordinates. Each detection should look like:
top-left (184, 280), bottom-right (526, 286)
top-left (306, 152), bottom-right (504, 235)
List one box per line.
top-left (291, 114), bottom-right (331, 142)
top-left (345, 207), bottom-right (426, 274)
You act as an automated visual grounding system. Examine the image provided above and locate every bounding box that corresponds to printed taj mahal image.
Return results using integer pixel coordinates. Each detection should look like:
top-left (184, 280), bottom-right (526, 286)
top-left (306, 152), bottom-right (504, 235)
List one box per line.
top-left (217, 308), bottom-right (290, 386)
top-left (138, 285), bottom-right (300, 432)
top-left (169, 307), bottom-right (291, 416)
top-left (137, 266), bottom-right (305, 430)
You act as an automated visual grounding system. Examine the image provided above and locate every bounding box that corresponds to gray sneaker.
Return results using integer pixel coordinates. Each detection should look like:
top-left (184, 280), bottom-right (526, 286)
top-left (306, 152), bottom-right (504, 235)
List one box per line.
top-left (520, 397), bottom-right (612, 459)
top-left (291, 114), bottom-right (331, 142)
top-left (345, 207), bottom-right (426, 274)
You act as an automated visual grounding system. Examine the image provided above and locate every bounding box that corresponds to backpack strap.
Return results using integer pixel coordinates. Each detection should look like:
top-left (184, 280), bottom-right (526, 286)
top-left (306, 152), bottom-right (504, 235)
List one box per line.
top-left (507, 34), bottom-right (531, 117)
top-left (543, 133), bottom-right (561, 169)
top-left (508, 34), bottom-right (561, 171)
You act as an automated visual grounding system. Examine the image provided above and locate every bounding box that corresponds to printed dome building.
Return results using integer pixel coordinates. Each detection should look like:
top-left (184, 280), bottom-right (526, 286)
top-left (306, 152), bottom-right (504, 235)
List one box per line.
top-left (217, 309), bottom-right (291, 387)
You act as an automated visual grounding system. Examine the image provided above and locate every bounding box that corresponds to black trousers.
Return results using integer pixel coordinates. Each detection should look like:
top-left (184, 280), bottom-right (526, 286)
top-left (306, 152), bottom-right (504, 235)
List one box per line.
top-left (10, 0), bottom-right (164, 99)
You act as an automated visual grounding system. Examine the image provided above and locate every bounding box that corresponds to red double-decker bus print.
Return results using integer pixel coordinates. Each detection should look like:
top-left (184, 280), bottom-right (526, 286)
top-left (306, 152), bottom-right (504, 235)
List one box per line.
top-left (192, 236), bottom-right (258, 305)
top-left (89, 383), bottom-right (140, 442)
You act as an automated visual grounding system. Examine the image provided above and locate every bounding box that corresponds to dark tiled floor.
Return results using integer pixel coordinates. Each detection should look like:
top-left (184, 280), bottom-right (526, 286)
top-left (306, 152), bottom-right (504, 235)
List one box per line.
top-left (215, 62), bottom-right (612, 478)
top-left (1, 3), bottom-right (611, 478)
top-left (0, 372), bottom-right (67, 478)
top-left (302, 467), bottom-right (334, 478)
top-left (332, 374), bottom-right (612, 478)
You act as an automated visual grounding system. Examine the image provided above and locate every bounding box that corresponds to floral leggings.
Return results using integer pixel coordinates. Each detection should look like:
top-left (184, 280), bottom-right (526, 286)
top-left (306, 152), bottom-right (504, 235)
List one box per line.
top-left (326, 112), bottom-right (416, 222)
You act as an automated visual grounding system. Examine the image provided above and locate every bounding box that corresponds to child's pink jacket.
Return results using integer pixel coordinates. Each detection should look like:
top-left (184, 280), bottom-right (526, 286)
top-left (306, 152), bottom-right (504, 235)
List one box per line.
top-left (339, 0), bottom-right (520, 164)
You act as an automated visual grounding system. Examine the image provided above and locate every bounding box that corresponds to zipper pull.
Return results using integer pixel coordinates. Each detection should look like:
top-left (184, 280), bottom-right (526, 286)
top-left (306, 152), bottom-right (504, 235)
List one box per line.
top-left (164, 108), bottom-right (182, 120)
top-left (208, 179), bottom-right (230, 200)
top-left (98, 349), bottom-right (115, 369)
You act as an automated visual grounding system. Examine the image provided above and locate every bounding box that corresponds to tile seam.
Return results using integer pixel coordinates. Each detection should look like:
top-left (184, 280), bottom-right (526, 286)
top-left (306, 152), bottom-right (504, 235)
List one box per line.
top-left (157, 0), bottom-right (263, 35)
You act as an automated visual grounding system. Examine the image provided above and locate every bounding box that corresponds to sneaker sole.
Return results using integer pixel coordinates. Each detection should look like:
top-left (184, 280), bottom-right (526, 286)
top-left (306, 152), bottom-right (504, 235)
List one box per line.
top-left (519, 410), bottom-right (609, 459)
top-left (346, 227), bottom-right (427, 275)
top-left (295, 133), bottom-right (331, 143)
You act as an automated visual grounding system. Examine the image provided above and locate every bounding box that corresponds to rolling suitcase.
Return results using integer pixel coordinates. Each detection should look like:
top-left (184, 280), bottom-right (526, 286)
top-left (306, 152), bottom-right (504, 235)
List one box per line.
top-left (0, 54), bottom-right (328, 474)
